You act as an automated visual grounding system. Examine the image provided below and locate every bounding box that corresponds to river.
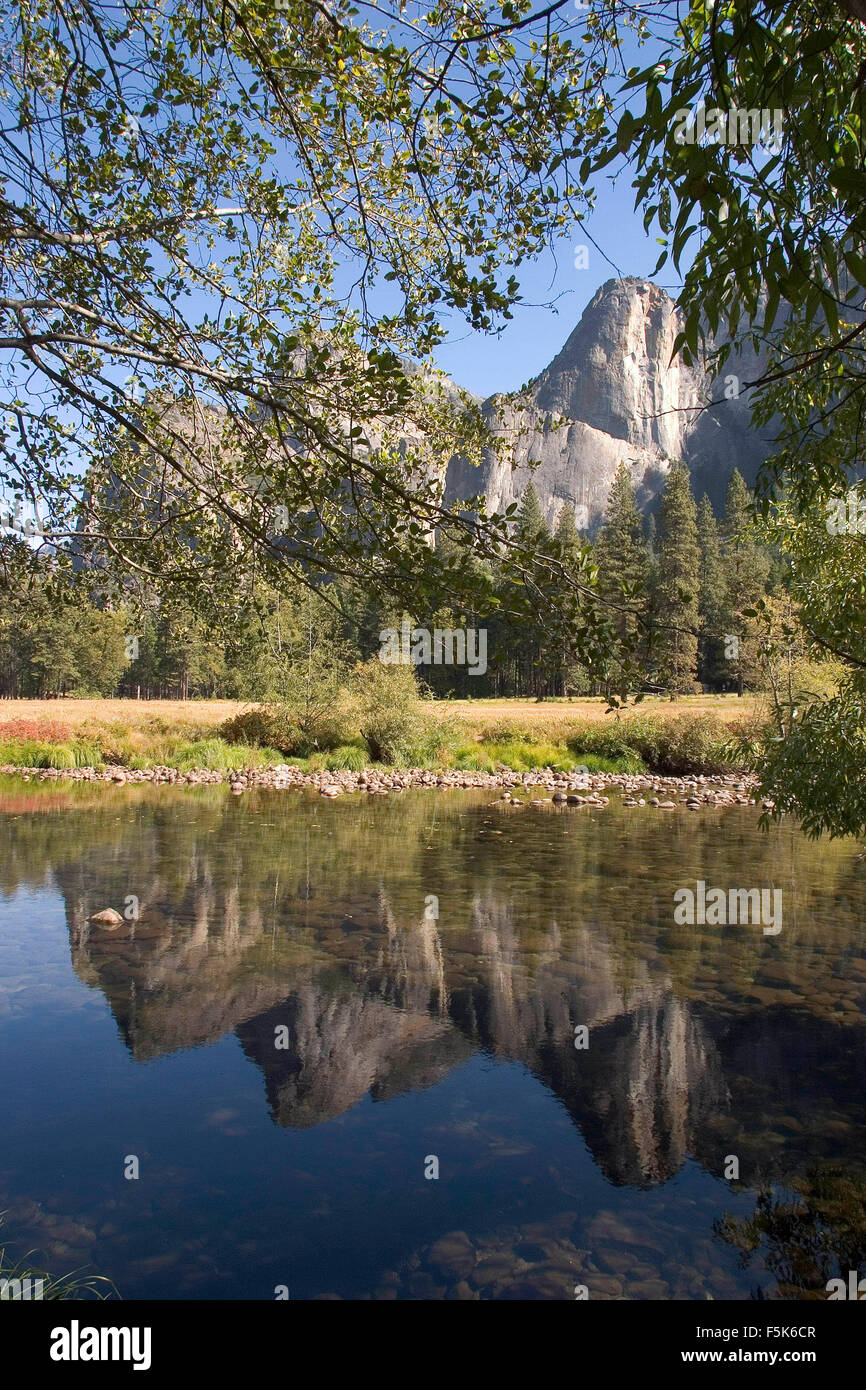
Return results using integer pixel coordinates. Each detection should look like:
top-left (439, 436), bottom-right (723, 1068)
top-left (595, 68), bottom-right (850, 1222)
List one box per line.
top-left (1, 779), bottom-right (864, 1300)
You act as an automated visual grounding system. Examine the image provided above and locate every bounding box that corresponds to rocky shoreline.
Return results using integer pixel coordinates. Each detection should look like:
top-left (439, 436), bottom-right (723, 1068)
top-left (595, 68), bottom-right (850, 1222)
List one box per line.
top-left (0, 763), bottom-right (767, 809)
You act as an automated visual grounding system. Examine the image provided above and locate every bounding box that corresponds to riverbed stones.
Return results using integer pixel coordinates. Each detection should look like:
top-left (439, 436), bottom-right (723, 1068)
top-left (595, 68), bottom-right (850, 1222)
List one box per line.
top-left (589, 1273), bottom-right (624, 1297)
top-left (428, 1230), bottom-right (476, 1281)
top-left (444, 1280), bottom-right (477, 1301)
top-left (472, 1255), bottom-right (513, 1287)
top-left (1, 762), bottom-right (763, 821)
top-left (597, 1249), bottom-right (635, 1276)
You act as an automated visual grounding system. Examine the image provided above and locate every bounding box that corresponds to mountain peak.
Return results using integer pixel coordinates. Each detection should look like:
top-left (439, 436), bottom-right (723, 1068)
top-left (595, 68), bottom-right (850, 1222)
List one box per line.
top-left (446, 276), bottom-right (771, 527)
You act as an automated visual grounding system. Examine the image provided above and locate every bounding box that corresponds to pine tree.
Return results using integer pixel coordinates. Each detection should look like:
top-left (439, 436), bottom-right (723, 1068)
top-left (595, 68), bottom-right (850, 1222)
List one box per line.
top-left (655, 463), bottom-right (700, 695)
top-left (697, 495), bottom-right (728, 689)
top-left (507, 481), bottom-right (552, 695)
top-left (550, 501), bottom-right (585, 693)
top-left (722, 469), bottom-right (770, 696)
top-left (594, 462), bottom-right (648, 698)
top-left (554, 500), bottom-right (581, 560)
top-left (515, 480), bottom-right (549, 548)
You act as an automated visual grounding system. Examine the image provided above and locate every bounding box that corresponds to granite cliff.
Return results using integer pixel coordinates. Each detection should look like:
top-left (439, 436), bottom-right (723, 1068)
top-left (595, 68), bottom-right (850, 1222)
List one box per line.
top-left (445, 276), bottom-right (773, 530)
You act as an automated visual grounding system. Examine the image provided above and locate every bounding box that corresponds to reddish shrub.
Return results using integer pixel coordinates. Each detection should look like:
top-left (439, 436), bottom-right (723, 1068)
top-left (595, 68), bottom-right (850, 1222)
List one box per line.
top-left (0, 718), bottom-right (73, 742)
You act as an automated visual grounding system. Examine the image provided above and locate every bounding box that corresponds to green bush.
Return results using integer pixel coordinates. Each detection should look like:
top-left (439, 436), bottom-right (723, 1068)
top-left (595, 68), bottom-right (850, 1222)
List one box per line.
top-left (221, 699), bottom-right (353, 757)
top-left (221, 705), bottom-right (303, 756)
top-left (650, 713), bottom-right (737, 774)
top-left (478, 716), bottom-right (568, 746)
top-left (565, 718), bottom-right (655, 764)
top-left (565, 712), bottom-right (742, 774)
top-left (349, 660), bottom-right (440, 765)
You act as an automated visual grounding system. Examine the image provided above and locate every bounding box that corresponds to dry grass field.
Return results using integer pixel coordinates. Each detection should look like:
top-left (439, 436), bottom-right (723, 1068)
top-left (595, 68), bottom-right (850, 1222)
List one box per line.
top-left (0, 698), bottom-right (242, 730)
top-left (0, 693), bottom-right (757, 733)
top-left (441, 694), bottom-right (756, 724)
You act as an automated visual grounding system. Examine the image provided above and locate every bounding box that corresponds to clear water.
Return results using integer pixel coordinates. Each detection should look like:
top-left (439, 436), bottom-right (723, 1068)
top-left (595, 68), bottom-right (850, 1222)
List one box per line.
top-left (1, 779), bottom-right (865, 1300)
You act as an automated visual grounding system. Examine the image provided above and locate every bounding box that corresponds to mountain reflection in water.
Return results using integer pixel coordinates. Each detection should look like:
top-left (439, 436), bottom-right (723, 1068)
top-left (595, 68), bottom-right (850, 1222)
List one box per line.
top-left (1, 781), bottom-right (865, 1300)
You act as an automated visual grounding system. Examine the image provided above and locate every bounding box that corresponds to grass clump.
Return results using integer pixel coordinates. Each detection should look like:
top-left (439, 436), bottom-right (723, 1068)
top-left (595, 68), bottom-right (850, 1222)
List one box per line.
top-left (172, 738), bottom-right (284, 771)
top-left (446, 738), bottom-right (642, 774)
top-left (0, 1215), bottom-right (115, 1300)
top-left (320, 743), bottom-right (369, 771)
top-left (0, 739), bottom-right (79, 769)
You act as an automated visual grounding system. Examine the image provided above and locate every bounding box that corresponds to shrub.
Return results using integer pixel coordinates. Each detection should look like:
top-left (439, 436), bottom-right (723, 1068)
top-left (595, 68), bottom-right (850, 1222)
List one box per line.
top-left (565, 712), bottom-right (743, 774)
top-left (0, 718), bottom-right (73, 743)
top-left (565, 717), bottom-right (657, 764)
top-left (220, 699), bottom-right (353, 757)
top-left (650, 713), bottom-right (737, 774)
top-left (789, 656), bottom-right (845, 704)
top-left (93, 732), bottom-right (138, 766)
top-left (349, 660), bottom-right (439, 764)
top-left (221, 705), bottom-right (304, 756)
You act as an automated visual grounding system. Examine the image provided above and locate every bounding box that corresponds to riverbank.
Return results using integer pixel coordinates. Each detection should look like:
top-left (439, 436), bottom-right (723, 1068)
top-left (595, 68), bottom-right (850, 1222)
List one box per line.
top-left (0, 762), bottom-right (765, 809)
top-left (0, 697), bottom-right (761, 779)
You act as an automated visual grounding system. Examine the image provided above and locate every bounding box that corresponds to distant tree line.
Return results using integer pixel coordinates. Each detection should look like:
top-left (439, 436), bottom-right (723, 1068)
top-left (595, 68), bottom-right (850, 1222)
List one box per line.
top-left (0, 463), bottom-right (789, 701)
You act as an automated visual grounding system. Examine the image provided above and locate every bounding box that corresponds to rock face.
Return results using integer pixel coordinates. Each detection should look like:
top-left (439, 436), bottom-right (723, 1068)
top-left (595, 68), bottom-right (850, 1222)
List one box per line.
top-left (445, 276), bottom-right (774, 529)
